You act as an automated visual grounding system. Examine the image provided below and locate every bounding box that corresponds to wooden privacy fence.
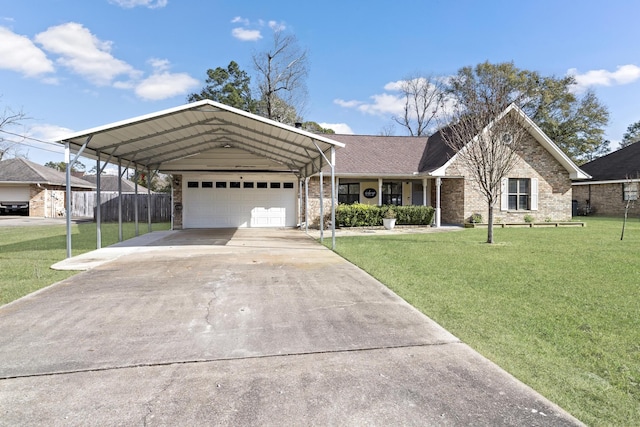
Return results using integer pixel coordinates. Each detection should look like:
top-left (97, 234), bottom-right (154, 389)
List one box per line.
top-left (72, 192), bottom-right (171, 222)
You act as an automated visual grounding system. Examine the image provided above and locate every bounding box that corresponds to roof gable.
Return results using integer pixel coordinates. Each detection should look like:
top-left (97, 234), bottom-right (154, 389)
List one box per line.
top-left (429, 104), bottom-right (590, 180)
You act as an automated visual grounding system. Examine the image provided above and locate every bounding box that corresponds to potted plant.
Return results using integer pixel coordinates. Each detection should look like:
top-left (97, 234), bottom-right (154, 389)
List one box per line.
top-left (383, 207), bottom-right (397, 230)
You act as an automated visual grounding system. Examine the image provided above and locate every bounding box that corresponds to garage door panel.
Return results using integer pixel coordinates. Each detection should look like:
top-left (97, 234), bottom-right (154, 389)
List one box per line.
top-left (183, 178), bottom-right (296, 228)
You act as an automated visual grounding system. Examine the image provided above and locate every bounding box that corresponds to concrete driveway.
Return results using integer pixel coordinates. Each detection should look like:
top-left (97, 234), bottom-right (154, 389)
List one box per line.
top-left (0, 229), bottom-right (582, 426)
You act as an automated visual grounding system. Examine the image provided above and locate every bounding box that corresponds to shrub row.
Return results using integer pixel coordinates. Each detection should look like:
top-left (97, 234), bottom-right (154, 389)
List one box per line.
top-left (335, 204), bottom-right (435, 227)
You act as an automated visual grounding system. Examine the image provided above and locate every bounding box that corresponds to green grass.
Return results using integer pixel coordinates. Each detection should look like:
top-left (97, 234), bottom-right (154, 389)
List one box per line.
top-left (0, 222), bottom-right (170, 305)
top-left (330, 217), bottom-right (640, 426)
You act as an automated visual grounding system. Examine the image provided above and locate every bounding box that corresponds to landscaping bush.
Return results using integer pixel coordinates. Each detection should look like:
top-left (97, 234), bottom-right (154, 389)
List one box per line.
top-left (336, 204), bottom-right (434, 227)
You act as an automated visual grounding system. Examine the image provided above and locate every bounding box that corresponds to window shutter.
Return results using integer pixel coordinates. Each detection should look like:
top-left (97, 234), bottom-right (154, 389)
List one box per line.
top-left (500, 178), bottom-right (508, 211)
top-left (530, 178), bottom-right (538, 211)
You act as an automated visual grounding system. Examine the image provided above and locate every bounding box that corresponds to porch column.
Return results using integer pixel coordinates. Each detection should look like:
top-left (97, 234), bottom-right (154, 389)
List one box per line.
top-left (422, 178), bottom-right (428, 206)
top-left (117, 160), bottom-right (123, 242)
top-left (378, 178), bottom-right (383, 205)
top-left (435, 177), bottom-right (441, 227)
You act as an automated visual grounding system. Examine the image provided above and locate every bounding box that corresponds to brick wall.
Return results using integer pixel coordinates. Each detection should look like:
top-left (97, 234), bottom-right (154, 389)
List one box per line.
top-left (29, 185), bottom-right (67, 217)
top-left (445, 133), bottom-right (573, 223)
top-left (573, 183), bottom-right (640, 217)
top-left (305, 176), bottom-right (337, 228)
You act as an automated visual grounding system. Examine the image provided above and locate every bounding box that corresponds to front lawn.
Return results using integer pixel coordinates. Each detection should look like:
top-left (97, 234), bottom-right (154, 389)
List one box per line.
top-left (330, 217), bottom-right (640, 426)
top-left (0, 222), bottom-right (170, 305)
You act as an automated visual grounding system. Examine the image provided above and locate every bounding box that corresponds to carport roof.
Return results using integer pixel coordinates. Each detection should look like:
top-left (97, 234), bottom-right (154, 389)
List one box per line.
top-left (57, 100), bottom-right (344, 177)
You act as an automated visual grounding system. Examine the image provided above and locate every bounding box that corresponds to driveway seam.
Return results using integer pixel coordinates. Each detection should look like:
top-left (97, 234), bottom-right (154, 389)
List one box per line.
top-left (0, 340), bottom-right (461, 381)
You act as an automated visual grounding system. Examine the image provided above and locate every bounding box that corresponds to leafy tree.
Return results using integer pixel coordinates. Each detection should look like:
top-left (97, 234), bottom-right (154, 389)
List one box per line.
top-left (255, 93), bottom-right (302, 125)
top-left (44, 160), bottom-right (85, 172)
top-left (621, 120), bottom-right (640, 147)
top-left (446, 61), bottom-right (610, 164)
top-left (252, 28), bottom-right (309, 123)
top-left (301, 121), bottom-right (335, 134)
top-left (187, 61), bottom-right (257, 113)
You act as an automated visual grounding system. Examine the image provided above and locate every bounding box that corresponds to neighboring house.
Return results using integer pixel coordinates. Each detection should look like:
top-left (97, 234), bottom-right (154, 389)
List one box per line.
top-left (309, 104), bottom-right (588, 226)
top-left (572, 142), bottom-right (640, 216)
top-left (0, 158), bottom-right (95, 217)
top-left (80, 175), bottom-right (150, 193)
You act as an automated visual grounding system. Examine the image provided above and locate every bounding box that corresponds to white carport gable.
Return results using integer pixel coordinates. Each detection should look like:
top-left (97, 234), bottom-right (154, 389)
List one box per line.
top-left (57, 100), bottom-right (343, 256)
top-left (59, 100), bottom-right (343, 177)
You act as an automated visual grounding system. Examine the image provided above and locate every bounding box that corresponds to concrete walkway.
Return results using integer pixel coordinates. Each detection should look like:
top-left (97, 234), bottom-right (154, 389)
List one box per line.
top-left (0, 228), bottom-right (583, 426)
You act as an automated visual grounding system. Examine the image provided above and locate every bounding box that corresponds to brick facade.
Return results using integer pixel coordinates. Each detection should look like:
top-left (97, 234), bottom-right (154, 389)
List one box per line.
top-left (172, 174), bottom-right (183, 229)
top-left (442, 133), bottom-right (573, 224)
top-left (573, 182), bottom-right (640, 217)
top-left (28, 185), bottom-right (67, 218)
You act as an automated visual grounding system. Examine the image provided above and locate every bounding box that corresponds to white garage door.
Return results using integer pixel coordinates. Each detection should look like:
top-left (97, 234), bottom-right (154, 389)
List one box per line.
top-left (0, 185), bottom-right (30, 202)
top-left (183, 177), bottom-right (297, 228)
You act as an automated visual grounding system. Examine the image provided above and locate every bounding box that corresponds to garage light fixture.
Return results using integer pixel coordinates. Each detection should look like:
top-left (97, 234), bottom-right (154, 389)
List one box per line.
top-left (223, 144), bottom-right (232, 148)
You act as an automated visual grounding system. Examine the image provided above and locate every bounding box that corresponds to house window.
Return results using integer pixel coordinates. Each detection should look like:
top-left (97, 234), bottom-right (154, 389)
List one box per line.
top-left (623, 182), bottom-right (638, 201)
top-left (338, 183), bottom-right (360, 204)
top-left (508, 178), bottom-right (530, 210)
top-left (382, 182), bottom-right (402, 206)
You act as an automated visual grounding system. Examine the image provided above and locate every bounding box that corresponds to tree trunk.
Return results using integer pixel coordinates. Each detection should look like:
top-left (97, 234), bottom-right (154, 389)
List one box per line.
top-left (487, 200), bottom-right (494, 244)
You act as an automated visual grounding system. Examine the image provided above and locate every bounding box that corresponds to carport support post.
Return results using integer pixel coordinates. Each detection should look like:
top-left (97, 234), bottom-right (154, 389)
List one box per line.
top-left (304, 177), bottom-right (309, 234)
top-left (134, 168), bottom-right (139, 236)
top-left (146, 167), bottom-right (152, 232)
top-left (96, 153), bottom-right (102, 249)
top-left (65, 143), bottom-right (72, 258)
top-left (319, 170), bottom-right (324, 243)
top-left (330, 146), bottom-right (336, 250)
top-left (117, 160), bottom-right (123, 242)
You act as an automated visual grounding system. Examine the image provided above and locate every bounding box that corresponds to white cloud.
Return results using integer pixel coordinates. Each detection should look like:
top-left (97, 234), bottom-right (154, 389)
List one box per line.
top-left (109, 0), bottom-right (168, 9)
top-left (134, 62), bottom-right (199, 101)
top-left (567, 64), bottom-right (640, 93)
top-left (35, 22), bottom-right (139, 86)
top-left (0, 27), bottom-right (54, 77)
top-left (231, 16), bottom-right (249, 25)
top-left (30, 124), bottom-right (74, 142)
top-left (268, 20), bottom-right (286, 31)
top-left (334, 99), bottom-right (362, 108)
top-left (319, 122), bottom-right (354, 134)
top-left (334, 91), bottom-right (404, 117)
top-left (231, 27), bottom-right (262, 41)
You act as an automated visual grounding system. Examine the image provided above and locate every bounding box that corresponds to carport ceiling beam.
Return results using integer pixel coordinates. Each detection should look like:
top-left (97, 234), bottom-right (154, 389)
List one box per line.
top-left (221, 128), bottom-right (311, 162)
top-left (134, 137), bottom-right (229, 164)
top-left (95, 116), bottom-right (222, 152)
top-left (114, 128), bottom-right (229, 159)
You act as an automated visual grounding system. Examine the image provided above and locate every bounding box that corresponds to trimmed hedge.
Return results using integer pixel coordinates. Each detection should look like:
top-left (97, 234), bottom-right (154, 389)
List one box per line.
top-left (336, 204), bottom-right (434, 227)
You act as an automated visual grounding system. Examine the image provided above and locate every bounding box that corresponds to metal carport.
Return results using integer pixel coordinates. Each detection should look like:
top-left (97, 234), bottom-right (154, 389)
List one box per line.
top-left (57, 100), bottom-right (344, 257)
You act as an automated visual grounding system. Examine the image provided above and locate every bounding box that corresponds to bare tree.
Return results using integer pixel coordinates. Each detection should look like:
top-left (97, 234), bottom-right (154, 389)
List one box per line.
top-left (252, 28), bottom-right (309, 123)
top-left (0, 103), bottom-right (28, 161)
top-left (439, 100), bottom-right (529, 243)
top-left (392, 74), bottom-right (445, 136)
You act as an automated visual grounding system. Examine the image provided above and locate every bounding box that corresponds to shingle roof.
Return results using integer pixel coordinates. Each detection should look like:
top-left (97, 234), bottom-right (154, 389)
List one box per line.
top-left (0, 158), bottom-right (95, 188)
top-left (81, 175), bottom-right (150, 192)
top-left (326, 134), bottom-right (431, 176)
top-left (579, 143), bottom-right (640, 181)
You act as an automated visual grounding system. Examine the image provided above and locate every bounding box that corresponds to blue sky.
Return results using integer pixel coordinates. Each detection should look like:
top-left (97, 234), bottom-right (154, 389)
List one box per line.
top-left (1, 0), bottom-right (639, 165)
